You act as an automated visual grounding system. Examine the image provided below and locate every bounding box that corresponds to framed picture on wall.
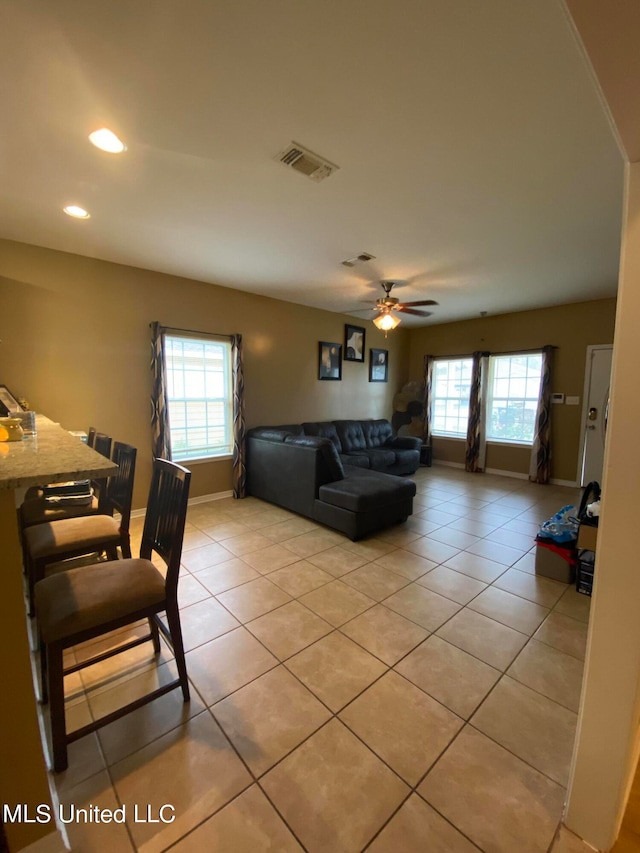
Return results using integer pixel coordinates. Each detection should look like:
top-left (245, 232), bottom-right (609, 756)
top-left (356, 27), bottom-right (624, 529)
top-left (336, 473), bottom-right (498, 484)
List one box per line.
top-left (369, 348), bottom-right (389, 382)
top-left (318, 342), bottom-right (343, 380)
top-left (344, 324), bottom-right (366, 362)
top-left (0, 385), bottom-right (22, 416)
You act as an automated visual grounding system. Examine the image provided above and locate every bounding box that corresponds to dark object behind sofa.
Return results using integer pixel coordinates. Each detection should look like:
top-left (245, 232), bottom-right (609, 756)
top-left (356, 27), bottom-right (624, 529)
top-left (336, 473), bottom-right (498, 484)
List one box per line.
top-left (246, 422), bottom-right (417, 540)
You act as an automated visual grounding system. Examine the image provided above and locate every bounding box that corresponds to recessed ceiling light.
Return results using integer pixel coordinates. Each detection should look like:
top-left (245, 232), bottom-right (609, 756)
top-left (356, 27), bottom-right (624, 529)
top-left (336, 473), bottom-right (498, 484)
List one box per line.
top-left (63, 205), bottom-right (90, 219)
top-left (88, 128), bottom-right (127, 154)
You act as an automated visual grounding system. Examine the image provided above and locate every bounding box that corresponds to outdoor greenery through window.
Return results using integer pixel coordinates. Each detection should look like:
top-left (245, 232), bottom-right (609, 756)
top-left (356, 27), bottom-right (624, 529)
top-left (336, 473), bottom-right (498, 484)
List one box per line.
top-left (486, 353), bottom-right (542, 444)
top-left (165, 334), bottom-right (233, 461)
top-left (432, 358), bottom-right (473, 436)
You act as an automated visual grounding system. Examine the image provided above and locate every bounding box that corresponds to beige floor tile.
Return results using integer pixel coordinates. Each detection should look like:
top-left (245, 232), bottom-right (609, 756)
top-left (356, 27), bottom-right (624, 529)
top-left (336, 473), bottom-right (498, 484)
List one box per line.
top-left (466, 539), bottom-right (527, 566)
top-left (178, 572), bottom-right (210, 609)
top-left (261, 517), bottom-right (319, 542)
top-left (268, 559), bottom-right (334, 596)
top-left (419, 726), bottom-right (565, 853)
top-left (376, 526), bottom-right (424, 547)
top-left (93, 662), bottom-right (205, 766)
top-left (368, 794), bottom-right (481, 852)
top-left (246, 600), bottom-right (333, 660)
top-left (383, 583), bottom-right (461, 632)
top-left (186, 627), bottom-right (278, 705)
top-left (340, 671), bottom-right (463, 785)
top-left (77, 627), bottom-right (175, 694)
top-left (507, 639), bottom-right (584, 711)
top-left (241, 507), bottom-right (296, 529)
top-left (341, 563), bottom-right (410, 600)
top-left (59, 770), bottom-right (134, 852)
top-left (340, 604), bottom-right (428, 665)
top-left (443, 550), bottom-right (508, 583)
top-left (468, 586), bottom-right (550, 635)
top-left (180, 597), bottom-right (241, 651)
top-left (502, 517), bottom-right (542, 537)
top-left (403, 537), bottom-right (460, 565)
top-left (112, 711), bottom-right (252, 853)
top-left (181, 541), bottom-right (235, 571)
top-left (488, 527), bottom-right (537, 551)
top-left (554, 586), bottom-right (591, 624)
top-left (418, 509), bottom-right (463, 526)
top-left (262, 719), bottom-right (409, 853)
top-left (471, 675), bottom-right (578, 785)
top-left (550, 825), bottom-right (596, 852)
top-left (426, 527), bottom-right (480, 550)
top-left (416, 565), bottom-right (487, 605)
top-left (181, 528), bottom-right (215, 551)
top-left (199, 520), bottom-right (252, 541)
top-left (512, 550), bottom-right (537, 574)
top-left (286, 631), bottom-right (387, 712)
top-left (493, 567), bottom-right (567, 608)
top-left (282, 529), bottom-right (346, 558)
top-left (213, 666), bottom-right (331, 775)
top-left (299, 579), bottom-right (375, 626)
top-left (170, 784), bottom-right (303, 851)
top-left (534, 611), bottom-right (589, 661)
top-left (436, 608), bottom-right (528, 670)
top-left (193, 557), bottom-right (261, 595)
top-left (447, 516), bottom-right (501, 537)
top-left (396, 635), bottom-right (500, 719)
top-left (307, 545), bottom-right (370, 577)
top-left (342, 537), bottom-right (397, 560)
top-left (241, 542), bottom-right (302, 573)
top-left (216, 577), bottom-right (292, 621)
top-left (374, 548), bottom-right (437, 580)
top-left (222, 530), bottom-right (275, 556)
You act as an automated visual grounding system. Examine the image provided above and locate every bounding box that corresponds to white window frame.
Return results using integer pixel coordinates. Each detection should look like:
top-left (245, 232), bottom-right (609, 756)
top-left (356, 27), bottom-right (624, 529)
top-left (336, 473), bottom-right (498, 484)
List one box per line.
top-left (431, 357), bottom-right (473, 439)
top-left (164, 333), bottom-right (233, 463)
top-left (485, 353), bottom-right (543, 446)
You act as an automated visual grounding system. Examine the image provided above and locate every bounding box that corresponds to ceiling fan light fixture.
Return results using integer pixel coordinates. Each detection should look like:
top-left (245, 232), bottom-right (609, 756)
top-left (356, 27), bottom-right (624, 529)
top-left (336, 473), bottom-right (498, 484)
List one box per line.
top-left (88, 128), bottom-right (127, 154)
top-left (373, 311), bottom-right (401, 332)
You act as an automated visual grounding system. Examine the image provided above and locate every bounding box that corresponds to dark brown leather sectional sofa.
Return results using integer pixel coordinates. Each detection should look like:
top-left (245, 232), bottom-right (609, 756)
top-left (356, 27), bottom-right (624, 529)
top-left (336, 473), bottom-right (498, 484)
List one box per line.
top-left (246, 420), bottom-right (420, 540)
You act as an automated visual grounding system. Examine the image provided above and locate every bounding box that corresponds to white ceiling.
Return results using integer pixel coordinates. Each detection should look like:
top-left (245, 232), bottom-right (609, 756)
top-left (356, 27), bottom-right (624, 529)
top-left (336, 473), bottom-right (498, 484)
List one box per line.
top-left (0, 0), bottom-right (624, 326)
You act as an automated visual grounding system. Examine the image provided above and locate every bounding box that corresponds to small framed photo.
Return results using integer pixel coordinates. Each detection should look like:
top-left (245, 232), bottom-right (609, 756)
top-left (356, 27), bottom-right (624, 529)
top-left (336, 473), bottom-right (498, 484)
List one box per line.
top-left (0, 385), bottom-right (23, 416)
top-left (344, 324), bottom-right (366, 363)
top-left (318, 342), bottom-right (343, 380)
top-left (369, 348), bottom-right (389, 382)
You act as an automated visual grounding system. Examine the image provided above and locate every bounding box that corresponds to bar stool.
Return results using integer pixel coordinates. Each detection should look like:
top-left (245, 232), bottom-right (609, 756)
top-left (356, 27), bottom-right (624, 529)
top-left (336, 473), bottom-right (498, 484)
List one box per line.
top-left (35, 458), bottom-right (191, 772)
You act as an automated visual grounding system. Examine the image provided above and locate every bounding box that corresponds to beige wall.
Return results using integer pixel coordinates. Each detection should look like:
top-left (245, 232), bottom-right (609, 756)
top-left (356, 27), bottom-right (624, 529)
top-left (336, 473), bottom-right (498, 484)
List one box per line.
top-left (0, 239), bottom-right (409, 507)
top-left (407, 299), bottom-right (617, 481)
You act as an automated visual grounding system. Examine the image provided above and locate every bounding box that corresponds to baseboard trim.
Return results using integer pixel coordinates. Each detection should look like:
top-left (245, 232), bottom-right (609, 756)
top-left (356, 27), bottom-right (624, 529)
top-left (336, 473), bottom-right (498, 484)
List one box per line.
top-left (550, 478), bottom-right (579, 488)
top-left (432, 460), bottom-right (465, 470)
top-left (131, 489), bottom-right (234, 518)
top-left (484, 467), bottom-right (529, 480)
top-left (431, 460), bottom-right (579, 488)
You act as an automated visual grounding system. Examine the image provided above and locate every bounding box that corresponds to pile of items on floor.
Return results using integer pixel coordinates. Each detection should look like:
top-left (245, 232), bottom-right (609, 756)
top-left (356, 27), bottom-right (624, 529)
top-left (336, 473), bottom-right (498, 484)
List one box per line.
top-left (534, 482), bottom-right (601, 596)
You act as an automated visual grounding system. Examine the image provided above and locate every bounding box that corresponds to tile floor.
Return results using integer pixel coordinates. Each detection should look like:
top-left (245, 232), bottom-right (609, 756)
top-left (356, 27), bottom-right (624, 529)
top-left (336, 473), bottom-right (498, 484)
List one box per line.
top-left (39, 465), bottom-right (596, 852)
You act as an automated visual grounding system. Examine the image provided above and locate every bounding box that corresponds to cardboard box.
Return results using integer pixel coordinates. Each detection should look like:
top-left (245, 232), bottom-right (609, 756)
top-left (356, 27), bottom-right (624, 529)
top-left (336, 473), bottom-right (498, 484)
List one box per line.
top-left (535, 543), bottom-right (575, 584)
top-left (577, 523), bottom-right (598, 551)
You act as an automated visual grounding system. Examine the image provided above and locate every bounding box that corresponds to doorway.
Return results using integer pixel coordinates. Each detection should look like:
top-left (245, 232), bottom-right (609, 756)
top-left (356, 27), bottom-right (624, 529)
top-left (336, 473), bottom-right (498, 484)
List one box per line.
top-left (579, 345), bottom-right (613, 486)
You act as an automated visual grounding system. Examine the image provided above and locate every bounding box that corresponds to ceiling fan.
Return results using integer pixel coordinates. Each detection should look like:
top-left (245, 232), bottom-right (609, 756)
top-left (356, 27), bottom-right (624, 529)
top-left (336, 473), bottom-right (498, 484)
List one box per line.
top-left (369, 281), bottom-right (438, 332)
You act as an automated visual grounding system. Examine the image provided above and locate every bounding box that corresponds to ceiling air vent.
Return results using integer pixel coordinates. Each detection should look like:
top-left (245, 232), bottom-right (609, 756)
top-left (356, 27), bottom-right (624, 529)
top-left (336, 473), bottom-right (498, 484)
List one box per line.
top-left (275, 142), bottom-right (339, 183)
top-left (341, 252), bottom-right (376, 268)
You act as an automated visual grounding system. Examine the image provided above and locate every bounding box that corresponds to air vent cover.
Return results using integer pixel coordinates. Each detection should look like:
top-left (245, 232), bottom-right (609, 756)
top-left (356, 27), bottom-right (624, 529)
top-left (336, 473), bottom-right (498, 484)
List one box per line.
top-left (275, 142), bottom-right (339, 183)
top-left (341, 252), bottom-right (376, 268)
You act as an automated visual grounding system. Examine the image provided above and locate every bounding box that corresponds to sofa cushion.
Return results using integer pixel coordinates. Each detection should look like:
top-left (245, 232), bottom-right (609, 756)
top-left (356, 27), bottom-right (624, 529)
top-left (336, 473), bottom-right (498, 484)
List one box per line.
top-left (342, 454), bottom-right (370, 469)
top-left (284, 434), bottom-right (345, 481)
top-left (248, 428), bottom-right (292, 442)
top-left (362, 419), bottom-right (393, 448)
top-left (334, 420), bottom-right (367, 453)
top-left (273, 424), bottom-right (304, 435)
top-left (359, 448), bottom-right (397, 471)
top-left (319, 470), bottom-right (416, 513)
top-left (302, 422), bottom-right (343, 452)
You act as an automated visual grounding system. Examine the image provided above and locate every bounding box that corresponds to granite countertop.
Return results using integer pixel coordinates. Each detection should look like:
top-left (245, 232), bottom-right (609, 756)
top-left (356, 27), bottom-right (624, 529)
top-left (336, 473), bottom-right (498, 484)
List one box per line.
top-left (0, 415), bottom-right (118, 490)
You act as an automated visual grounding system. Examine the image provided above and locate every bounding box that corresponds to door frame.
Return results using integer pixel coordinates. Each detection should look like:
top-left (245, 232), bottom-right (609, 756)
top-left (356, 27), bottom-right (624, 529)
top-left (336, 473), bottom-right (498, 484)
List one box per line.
top-left (576, 344), bottom-right (613, 486)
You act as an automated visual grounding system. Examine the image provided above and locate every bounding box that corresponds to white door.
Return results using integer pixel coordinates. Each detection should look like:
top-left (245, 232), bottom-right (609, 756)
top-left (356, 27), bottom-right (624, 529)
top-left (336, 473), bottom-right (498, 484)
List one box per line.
top-left (580, 345), bottom-right (613, 486)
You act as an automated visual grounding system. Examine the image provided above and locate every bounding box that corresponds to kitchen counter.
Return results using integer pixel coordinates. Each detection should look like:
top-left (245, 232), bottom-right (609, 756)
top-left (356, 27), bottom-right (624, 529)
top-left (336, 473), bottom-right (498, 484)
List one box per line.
top-left (0, 415), bottom-right (117, 850)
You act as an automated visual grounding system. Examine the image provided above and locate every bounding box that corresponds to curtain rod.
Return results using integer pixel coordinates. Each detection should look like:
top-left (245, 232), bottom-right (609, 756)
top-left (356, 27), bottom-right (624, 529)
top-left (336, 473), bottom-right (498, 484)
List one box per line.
top-left (150, 322), bottom-right (234, 341)
top-left (431, 346), bottom-right (556, 359)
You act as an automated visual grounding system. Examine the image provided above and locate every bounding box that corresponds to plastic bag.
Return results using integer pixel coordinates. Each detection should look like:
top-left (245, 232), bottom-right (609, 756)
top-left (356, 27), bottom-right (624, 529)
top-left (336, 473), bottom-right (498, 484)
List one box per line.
top-left (537, 505), bottom-right (579, 544)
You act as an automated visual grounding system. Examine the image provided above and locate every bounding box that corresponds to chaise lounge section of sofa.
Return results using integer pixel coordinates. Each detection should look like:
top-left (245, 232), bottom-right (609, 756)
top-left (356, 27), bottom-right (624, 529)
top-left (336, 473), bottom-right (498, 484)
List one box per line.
top-left (246, 423), bottom-right (417, 540)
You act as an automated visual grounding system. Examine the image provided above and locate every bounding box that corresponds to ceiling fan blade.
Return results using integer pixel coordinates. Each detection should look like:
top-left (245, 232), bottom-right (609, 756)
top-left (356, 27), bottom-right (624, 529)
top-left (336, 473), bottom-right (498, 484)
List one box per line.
top-left (396, 306), bottom-right (433, 317)
top-left (398, 299), bottom-right (439, 307)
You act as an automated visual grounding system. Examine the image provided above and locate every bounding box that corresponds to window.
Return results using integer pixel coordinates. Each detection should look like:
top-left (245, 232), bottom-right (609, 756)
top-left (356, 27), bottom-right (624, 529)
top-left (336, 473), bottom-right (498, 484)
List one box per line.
top-left (165, 334), bottom-right (233, 461)
top-left (486, 353), bottom-right (542, 444)
top-left (431, 358), bottom-right (473, 437)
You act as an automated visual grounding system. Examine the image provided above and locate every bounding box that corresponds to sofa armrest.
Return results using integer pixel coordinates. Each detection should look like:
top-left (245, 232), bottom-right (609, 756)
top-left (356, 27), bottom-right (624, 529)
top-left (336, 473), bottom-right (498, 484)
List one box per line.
top-left (386, 435), bottom-right (422, 451)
